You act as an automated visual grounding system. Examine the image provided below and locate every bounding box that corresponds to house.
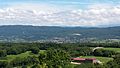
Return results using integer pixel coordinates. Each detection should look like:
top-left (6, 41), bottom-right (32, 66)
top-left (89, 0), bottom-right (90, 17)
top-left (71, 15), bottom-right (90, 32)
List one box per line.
top-left (71, 58), bottom-right (101, 64)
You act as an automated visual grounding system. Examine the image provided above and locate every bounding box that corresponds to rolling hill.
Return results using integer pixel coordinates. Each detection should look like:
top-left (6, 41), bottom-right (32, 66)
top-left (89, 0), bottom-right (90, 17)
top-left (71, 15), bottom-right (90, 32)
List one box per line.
top-left (0, 25), bottom-right (120, 43)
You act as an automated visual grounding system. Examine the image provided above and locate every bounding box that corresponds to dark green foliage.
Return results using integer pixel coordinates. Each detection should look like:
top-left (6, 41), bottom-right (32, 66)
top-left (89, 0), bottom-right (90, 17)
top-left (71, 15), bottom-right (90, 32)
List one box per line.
top-left (38, 48), bottom-right (70, 68)
top-left (74, 63), bottom-right (95, 68)
top-left (93, 49), bottom-right (103, 56)
top-left (10, 56), bottom-right (39, 67)
top-left (30, 47), bottom-right (40, 54)
top-left (22, 65), bottom-right (27, 68)
top-left (106, 54), bottom-right (120, 68)
top-left (7, 48), bottom-right (18, 55)
top-left (39, 52), bottom-right (47, 65)
top-left (0, 61), bottom-right (8, 68)
top-left (0, 50), bottom-right (7, 57)
top-left (70, 47), bottom-right (93, 57)
top-left (113, 54), bottom-right (120, 65)
top-left (31, 64), bottom-right (41, 68)
top-left (93, 49), bottom-right (115, 57)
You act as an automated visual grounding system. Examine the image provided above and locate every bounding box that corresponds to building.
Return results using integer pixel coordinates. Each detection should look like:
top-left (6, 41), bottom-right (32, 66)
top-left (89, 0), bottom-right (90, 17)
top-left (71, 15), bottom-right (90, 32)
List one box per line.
top-left (71, 58), bottom-right (101, 64)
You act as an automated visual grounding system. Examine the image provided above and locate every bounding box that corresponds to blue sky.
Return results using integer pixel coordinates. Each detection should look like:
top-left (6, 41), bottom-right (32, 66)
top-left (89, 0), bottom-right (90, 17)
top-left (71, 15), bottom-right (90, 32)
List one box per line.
top-left (0, 0), bottom-right (120, 27)
top-left (1, 0), bottom-right (119, 8)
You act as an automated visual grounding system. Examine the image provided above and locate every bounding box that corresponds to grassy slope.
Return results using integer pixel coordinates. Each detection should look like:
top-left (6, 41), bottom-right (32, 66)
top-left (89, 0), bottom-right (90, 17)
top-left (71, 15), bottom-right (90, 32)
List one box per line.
top-left (6, 51), bottom-right (33, 62)
top-left (80, 56), bottom-right (113, 63)
top-left (102, 48), bottom-right (120, 53)
top-left (0, 50), bottom-right (46, 62)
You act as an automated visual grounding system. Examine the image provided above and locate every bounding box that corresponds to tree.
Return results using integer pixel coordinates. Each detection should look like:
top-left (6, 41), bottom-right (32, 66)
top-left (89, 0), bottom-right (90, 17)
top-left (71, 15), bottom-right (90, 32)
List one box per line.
top-left (31, 64), bottom-right (41, 68)
top-left (93, 49), bottom-right (103, 56)
top-left (0, 50), bottom-right (7, 57)
top-left (93, 49), bottom-right (115, 57)
top-left (39, 52), bottom-right (47, 65)
top-left (107, 54), bottom-right (120, 68)
top-left (38, 48), bottom-right (70, 68)
top-left (102, 50), bottom-right (113, 57)
top-left (22, 65), bottom-right (27, 68)
top-left (31, 47), bottom-right (40, 54)
top-left (7, 48), bottom-right (18, 55)
top-left (0, 61), bottom-right (8, 68)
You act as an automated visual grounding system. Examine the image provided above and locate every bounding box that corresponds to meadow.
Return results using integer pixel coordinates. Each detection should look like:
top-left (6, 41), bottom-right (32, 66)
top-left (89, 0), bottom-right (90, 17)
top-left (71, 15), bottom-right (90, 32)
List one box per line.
top-left (102, 48), bottom-right (120, 53)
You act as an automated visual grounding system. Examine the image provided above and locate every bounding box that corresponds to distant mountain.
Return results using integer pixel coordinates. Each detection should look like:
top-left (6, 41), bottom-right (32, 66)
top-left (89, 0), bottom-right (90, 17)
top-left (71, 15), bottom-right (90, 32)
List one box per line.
top-left (0, 25), bottom-right (120, 43)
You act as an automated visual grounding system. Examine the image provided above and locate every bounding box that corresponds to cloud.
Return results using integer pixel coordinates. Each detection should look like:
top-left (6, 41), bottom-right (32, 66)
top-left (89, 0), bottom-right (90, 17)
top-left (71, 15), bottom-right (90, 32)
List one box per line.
top-left (0, 4), bottom-right (120, 27)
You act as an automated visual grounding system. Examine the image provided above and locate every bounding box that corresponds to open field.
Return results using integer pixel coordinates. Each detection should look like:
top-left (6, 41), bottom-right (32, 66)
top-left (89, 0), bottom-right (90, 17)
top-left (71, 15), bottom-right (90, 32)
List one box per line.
top-left (0, 50), bottom-right (46, 62)
top-left (6, 51), bottom-right (33, 62)
top-left (80, 56), bottom-right (113, 63)
top-left (0, 51), bottom-right (34, 62)
top-left (102, 48), bottom-right (120, 53)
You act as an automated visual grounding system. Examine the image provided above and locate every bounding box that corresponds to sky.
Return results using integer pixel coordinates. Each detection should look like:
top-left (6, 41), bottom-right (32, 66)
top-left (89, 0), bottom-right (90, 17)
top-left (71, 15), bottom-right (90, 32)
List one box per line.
top-left (0, 0), bottom-right (120, 27)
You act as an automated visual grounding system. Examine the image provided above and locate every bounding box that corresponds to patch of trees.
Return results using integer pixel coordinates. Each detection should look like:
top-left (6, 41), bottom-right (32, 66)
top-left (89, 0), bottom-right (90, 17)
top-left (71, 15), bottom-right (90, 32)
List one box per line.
top-left (0, 50), bottom-right (7, 57)
top-left (0, 43), bottom-right (119, 57)
top-left (38, 48), bottom-right (71, 68)
top-left (106, 54), bottom-right (120, 68)
top-left (0, 43), bottom-right (41, 56)
top-left (0, 61), bottom-right (8, 68)
top-left (70, 47), bottom-right (93, 57)
top-left (30, 47), bottom-right (39, 54)
top-left (93, 49), bottom-right (115, 57)
top-left (77, 43), bottom-right (120, 48)
top-left (11, 56), bottom-right (39, 67)
top-left (0, 49), bottom-right (71, 68)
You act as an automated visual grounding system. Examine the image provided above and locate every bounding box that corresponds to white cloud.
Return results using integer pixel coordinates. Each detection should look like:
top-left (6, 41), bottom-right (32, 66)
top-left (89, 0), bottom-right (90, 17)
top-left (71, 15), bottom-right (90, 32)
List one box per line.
top-left (0, 4), bottom-right (120, 27)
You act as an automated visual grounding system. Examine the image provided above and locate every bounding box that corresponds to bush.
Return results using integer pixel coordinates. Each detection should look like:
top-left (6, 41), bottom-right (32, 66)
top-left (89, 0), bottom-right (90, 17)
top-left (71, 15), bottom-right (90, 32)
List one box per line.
top-left (0, 50), bottom-right (7, 57)
top-left (31, 47), bottom-right (40, 54)
top-left (0, 61), bottom-right (8, 68)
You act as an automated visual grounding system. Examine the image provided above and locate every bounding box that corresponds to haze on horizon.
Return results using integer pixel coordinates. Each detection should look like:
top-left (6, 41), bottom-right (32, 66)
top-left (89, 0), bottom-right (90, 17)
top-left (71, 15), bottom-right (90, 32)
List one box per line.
top-left (0, 0), bottom-right (120, 27)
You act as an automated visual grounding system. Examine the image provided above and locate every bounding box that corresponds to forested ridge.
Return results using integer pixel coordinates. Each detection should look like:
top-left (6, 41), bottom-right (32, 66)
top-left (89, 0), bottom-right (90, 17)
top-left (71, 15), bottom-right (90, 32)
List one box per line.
top-left (0, 25), bottom-right (120, 42)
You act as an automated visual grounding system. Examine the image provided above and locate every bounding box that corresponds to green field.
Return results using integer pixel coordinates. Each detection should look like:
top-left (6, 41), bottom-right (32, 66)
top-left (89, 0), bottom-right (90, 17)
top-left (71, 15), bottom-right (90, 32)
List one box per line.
top-left (80, 56), bottom-right (113, 63)
top-left (0, 50), bottom-right (46, 62)
top-left (102, 48), bottom-right (120, 53)
top-left (0, 51), bottom-right (34, 62)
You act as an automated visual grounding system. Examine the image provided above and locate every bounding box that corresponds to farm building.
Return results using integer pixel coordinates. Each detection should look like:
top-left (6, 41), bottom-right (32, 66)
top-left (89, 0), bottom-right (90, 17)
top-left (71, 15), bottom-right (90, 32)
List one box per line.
top-left (71, 58), bottom-right (101, 64)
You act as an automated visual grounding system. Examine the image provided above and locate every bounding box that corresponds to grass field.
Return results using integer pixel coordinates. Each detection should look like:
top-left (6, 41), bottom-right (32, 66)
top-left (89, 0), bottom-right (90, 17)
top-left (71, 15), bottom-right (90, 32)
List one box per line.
top-left (6, 51), bottom-right (33, 62)
top-left (0, 50), bottom-right (46, 62)
top-left (102, 48), bottom-right (120, 53)
top-left (80, 56), bottom-right (113, 63)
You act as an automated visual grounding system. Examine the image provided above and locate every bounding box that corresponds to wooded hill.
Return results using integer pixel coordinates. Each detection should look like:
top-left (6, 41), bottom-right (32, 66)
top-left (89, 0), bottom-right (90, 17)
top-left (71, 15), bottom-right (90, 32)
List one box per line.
top-left (0, 25), bottom-right (120, 42)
